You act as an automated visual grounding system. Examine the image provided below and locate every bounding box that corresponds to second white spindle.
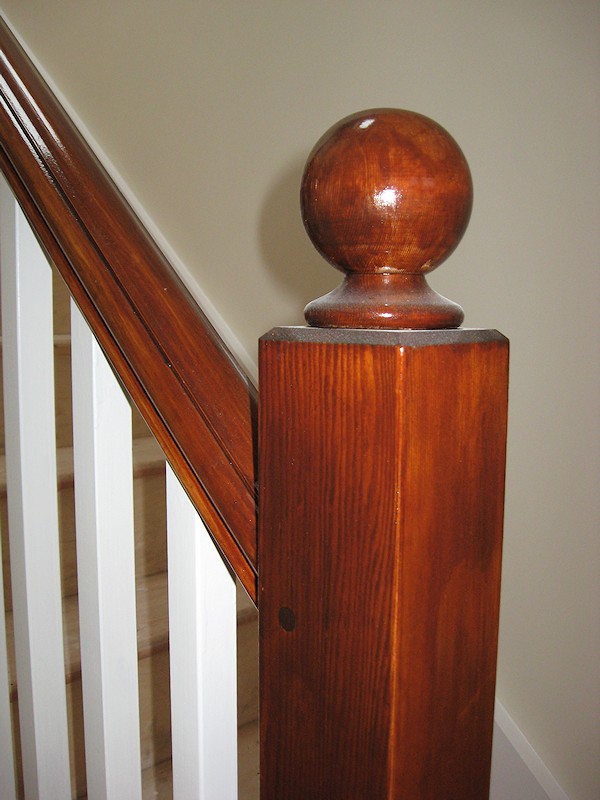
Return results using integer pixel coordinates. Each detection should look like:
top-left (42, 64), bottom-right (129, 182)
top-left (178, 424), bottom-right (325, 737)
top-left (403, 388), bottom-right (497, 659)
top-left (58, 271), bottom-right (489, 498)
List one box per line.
top-left (71, 300), bottom-right (142, 800)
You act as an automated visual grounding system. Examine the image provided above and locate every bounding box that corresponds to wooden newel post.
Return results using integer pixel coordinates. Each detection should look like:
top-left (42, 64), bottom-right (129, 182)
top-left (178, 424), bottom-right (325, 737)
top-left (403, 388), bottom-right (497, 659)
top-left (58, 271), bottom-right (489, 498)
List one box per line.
top-left (258, 109), bottom-right (509, 799)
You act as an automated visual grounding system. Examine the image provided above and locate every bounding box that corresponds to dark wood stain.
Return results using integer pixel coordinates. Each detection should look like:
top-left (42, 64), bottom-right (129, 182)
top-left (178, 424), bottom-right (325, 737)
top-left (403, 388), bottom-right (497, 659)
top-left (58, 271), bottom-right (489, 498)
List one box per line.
top-left (301, 108), bottom-right (473, 330)
top-left (259, 329), bottom-right (508, 798)
top-left (0, 18), bottom-right (258, 600)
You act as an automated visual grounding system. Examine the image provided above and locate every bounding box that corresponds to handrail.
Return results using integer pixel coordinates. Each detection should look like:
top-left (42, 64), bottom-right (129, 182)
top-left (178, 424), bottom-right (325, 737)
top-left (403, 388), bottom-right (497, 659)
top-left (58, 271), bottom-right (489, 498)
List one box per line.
top-left (0, 18), bottom-right (258, 602)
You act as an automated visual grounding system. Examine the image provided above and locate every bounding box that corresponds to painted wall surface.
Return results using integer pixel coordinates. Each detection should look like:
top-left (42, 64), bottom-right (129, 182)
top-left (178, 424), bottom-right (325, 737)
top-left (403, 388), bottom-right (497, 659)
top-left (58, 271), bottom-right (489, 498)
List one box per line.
top-left (1, 2), bottom-right (598, 798)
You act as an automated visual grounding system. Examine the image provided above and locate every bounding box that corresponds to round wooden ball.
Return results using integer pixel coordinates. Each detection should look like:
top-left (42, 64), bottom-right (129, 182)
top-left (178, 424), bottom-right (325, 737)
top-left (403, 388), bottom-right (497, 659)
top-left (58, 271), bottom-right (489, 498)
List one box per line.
top-left (301, 108), bottom-right (473, 276)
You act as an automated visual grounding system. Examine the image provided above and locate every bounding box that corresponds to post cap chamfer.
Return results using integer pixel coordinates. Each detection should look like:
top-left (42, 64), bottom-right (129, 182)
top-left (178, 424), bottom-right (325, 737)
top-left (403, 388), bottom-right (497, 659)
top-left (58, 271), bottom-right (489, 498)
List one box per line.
top-left (300, 109), bottom-right (473, 329)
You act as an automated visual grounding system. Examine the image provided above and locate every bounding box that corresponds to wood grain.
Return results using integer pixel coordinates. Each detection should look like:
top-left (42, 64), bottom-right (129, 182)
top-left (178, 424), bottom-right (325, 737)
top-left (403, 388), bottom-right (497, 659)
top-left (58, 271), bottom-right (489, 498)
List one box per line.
top-left (0, 18), bottom-right (257, 600)
top-left (259, 327), bottom-right (508, 798)
top-left (301, 109), bottom-right (472, 329)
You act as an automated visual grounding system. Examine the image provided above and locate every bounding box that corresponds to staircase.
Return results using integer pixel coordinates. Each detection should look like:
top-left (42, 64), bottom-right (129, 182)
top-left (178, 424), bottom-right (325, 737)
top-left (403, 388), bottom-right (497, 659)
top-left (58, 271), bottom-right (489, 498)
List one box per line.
top-left (0, 269), bottom-right (259, 798)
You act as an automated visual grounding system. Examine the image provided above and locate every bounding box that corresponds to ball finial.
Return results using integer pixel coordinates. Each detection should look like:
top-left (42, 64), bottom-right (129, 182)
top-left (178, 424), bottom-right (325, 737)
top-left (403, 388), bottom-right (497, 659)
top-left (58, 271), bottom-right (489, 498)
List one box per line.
top-left (301, 109), bottom-right (473, 329)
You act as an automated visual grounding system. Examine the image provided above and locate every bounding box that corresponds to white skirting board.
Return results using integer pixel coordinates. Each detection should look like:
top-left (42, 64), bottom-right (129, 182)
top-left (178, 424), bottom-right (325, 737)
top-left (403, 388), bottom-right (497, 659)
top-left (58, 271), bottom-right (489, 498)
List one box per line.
top-left (491, 702), bottom-right (570, 800)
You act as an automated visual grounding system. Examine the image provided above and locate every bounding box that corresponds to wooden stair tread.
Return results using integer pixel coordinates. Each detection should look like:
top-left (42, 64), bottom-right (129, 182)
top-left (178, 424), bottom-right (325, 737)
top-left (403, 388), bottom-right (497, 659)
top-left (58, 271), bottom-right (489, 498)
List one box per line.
top-left (0, 333), bottom-right (71, 349)
top-left (1, 330), bottom-right (159, 453)
top-left (5, 570), bottom-right (257, 701)
top-left (5, 572), bottom-right (258, 796)
top-left (0, 435), bottom-right (165, 496)
top-left (139, 721), bottom-right (259, 800)
top-left (5, 570), bottom-right (169, 699)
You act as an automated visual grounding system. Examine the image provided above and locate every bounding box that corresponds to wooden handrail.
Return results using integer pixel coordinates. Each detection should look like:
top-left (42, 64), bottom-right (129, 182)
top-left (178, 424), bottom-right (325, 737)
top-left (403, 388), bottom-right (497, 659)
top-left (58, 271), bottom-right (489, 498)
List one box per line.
top-left (0, 18), bottom-right (258, 601)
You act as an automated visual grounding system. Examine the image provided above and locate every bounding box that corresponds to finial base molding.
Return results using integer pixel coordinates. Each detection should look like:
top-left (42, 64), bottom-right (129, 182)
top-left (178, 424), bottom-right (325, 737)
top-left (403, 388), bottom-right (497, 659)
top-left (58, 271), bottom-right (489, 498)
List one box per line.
top-left (304, 272), bottom-right (464, 329)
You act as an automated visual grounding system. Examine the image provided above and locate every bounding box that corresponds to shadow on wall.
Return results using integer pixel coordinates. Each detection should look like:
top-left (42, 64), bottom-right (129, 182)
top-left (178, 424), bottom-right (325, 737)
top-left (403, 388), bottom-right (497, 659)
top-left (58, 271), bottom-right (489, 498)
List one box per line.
top-left (258, 156), bottom-right (340, 324)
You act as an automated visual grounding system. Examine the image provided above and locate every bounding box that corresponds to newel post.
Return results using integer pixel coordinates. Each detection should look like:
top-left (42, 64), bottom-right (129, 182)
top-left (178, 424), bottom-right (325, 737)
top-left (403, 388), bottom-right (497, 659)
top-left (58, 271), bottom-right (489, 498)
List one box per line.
top-left (258, 109), bottom-right (509, 799)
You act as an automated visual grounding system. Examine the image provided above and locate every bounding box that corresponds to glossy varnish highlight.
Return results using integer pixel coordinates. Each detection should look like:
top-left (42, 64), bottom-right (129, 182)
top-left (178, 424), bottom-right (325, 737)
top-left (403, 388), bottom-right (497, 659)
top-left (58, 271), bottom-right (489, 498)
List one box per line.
top-left (301, 109), bottom-right (472, 329)
top-left (0, 19), bottom-right (257, 598)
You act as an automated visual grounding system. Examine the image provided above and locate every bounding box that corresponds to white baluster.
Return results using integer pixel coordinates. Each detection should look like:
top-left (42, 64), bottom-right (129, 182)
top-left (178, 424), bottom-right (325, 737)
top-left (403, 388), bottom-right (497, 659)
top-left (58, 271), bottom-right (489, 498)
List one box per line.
top-left (166, 466), bottom-right (238, 799)
top-left (0, 177), bottom-right (71, 798)
top-left (70, 300), bottom-right (142, 799)
top-left (0, 523), bottom-right (17, 800)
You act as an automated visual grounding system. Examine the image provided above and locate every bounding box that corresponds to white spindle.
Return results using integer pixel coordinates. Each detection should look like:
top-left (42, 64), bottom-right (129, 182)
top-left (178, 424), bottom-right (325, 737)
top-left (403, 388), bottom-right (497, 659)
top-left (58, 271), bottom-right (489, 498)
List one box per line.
top-left (0, 525), bottom-right (17, 800)
top-left (0, 177), bottom-right (71, 798)
top-left (167, 466), bottom-right (238, 799)
top-left (70, 300), bottom-right (142, 799)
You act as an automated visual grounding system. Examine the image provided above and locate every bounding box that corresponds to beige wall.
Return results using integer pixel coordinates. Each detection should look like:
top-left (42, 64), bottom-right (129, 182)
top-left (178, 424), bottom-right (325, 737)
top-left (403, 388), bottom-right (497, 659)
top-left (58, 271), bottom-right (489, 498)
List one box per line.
top-left (1, 1), bottom-right (598, 797)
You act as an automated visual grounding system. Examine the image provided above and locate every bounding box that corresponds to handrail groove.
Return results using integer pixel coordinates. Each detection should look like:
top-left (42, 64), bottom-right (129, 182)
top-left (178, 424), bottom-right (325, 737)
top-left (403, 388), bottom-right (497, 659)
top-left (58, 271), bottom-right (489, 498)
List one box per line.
top-left (0, 18), bottom-right (257, 601)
